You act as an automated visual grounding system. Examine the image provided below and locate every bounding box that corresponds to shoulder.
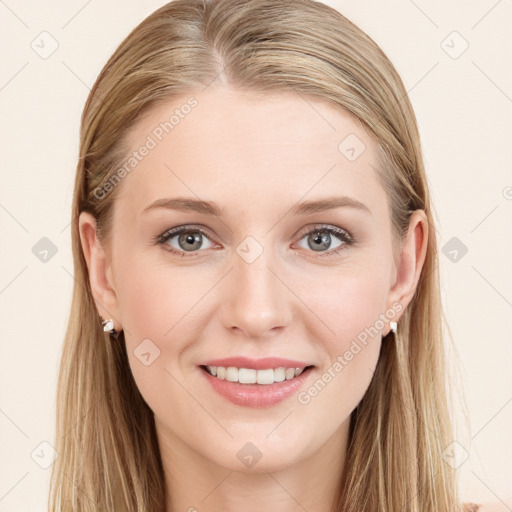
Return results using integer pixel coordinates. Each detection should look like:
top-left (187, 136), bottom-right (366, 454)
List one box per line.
top-left (472, 501), bottom-right (511, 512)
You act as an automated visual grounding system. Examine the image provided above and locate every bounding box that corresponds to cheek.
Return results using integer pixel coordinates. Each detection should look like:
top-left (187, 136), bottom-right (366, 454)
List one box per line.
top-left (294, 275), bottom-right (386, 439)
top-left (297, 267), bottom-right (388, 402)
top-left (301, 264), bottom-right (389, 350)
top-left (115, 259), bottom-right (204, 424)
top-left (113, 249), bottom-right (226, 394)
top-left (115, 250), bottom-right (209, 343)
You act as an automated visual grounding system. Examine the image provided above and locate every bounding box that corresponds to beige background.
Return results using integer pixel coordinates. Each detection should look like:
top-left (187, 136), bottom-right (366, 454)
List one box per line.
top-left (0, 0), bottom-right (511, 509)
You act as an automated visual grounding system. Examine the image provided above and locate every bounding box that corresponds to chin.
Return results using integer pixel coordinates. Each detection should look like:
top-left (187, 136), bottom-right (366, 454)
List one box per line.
top-left (202, 435), bottom-right (312, 474)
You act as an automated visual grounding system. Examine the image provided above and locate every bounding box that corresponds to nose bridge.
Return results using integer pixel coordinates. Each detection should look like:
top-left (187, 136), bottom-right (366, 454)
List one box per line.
top-left (221, 235), bottom-right (292, 337)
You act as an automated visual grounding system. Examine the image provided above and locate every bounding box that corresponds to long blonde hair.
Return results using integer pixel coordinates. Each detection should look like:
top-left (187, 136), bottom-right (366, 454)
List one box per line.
top-left (49, 0), bottom-right (472, 510)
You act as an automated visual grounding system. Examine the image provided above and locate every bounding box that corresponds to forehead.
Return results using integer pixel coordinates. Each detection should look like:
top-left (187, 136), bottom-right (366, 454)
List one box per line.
top-left (115, 85), bottom-right (386, 218)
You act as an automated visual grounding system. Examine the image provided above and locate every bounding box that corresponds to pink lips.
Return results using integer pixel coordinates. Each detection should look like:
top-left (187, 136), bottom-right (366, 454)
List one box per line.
top-left (198, 356), bottom-right (315, 408)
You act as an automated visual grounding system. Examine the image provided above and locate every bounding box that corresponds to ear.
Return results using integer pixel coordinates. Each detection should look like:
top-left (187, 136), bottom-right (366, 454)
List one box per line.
top-left (384, 209), bottom-right (429, 335)
top-left (78, 211), bottom-right (123, 332)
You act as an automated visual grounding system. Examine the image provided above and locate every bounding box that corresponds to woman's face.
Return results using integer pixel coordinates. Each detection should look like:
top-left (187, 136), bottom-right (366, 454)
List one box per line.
top-left (80, 85), bottom-right (426, 473)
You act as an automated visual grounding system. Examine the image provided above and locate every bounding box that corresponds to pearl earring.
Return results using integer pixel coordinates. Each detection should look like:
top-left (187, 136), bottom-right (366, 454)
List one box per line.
top-left (390, 321), bottom-right (398, 334)
top-left (102, 318), bottom-right (116, 334)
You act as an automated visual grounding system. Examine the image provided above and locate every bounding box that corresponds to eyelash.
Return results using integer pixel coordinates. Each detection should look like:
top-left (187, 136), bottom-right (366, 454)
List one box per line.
top-left (154, 224), bottom-right (354, 258)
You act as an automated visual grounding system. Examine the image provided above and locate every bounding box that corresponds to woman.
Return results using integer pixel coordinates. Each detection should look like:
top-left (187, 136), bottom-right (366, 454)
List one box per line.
top-left (49, 0), bottom-right (492, 510)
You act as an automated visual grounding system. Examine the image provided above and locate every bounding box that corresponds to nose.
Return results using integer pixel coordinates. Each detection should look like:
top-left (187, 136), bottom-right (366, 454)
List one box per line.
top-left (220, 243), bottom-right (293, 339)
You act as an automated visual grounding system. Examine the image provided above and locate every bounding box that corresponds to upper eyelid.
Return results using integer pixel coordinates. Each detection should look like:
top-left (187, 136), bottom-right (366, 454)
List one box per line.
top-left (158, 225), bottom-right (217, 243)
top-left (297, 223), bottom-right (351, 238)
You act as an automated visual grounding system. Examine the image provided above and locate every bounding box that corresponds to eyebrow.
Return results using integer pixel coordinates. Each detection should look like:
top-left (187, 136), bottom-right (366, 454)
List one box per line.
top-left (291, 196), bottom-right (371, 215)
top-left (142, 195), bottom-right (371, 216)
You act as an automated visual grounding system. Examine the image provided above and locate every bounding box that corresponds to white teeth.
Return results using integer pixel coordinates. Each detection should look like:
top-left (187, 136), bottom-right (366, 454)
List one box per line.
top-left (205, 365), bottom-right (308, 385)
top-left (238, 368), bottom-right (257, 384)
top-left (285, 368), bottom-right (295, 380)
top-left (273, 367), bottom-right (286, 382)
top-left (225, 367), bottom-right (238, 382)
top-left (257, 369), bottom-right (274, 385)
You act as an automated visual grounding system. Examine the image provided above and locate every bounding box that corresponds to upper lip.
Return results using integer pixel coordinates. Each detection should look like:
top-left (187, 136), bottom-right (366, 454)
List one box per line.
top-left (200, 356), bottom-right (313, 370)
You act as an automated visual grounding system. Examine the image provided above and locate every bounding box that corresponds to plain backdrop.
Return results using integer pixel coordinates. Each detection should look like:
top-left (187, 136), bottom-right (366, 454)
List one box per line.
top-left (0, 0), bottom-right (511, 509)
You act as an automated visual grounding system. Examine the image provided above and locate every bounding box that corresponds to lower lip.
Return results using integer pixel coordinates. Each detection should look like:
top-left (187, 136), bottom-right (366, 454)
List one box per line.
top-left (199, 366), bottom-right (314, 408)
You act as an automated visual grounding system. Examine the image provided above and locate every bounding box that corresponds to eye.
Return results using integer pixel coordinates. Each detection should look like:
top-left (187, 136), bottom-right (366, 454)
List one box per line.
top-left (156, 226), bottom-right (215, 256)
top-left (155, 223), bottom-right (354, 258)
top-left (295, 224), bottom-right (353, 256)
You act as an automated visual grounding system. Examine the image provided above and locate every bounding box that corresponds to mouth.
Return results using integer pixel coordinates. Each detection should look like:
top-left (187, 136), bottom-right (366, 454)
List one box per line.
top-left (197, 356), bottom-right (316, 407)
top-left (199, 363), bottom-right (316, 407)
top-left (199, 364), bottom-right (315, 385)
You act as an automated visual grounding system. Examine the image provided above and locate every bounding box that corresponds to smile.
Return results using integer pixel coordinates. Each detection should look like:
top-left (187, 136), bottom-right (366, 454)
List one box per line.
top-left (201, 365), bottom-right (313, 385)
top-left (198, 363), bottom-right (315, 408)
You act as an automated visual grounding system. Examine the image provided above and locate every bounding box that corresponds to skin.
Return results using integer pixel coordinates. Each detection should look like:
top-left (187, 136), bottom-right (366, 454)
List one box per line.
top-left (79, 85), bottom-right (428, 512)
